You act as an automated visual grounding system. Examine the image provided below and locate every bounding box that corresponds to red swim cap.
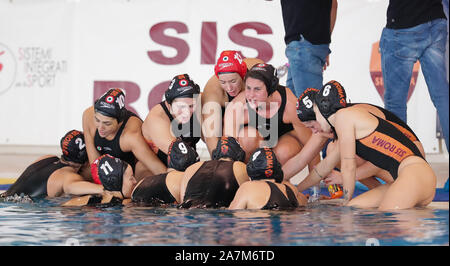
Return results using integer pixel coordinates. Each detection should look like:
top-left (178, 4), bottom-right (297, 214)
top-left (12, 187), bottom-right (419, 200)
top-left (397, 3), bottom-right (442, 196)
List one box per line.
top-left (214, 50), bottom-right (247, 80)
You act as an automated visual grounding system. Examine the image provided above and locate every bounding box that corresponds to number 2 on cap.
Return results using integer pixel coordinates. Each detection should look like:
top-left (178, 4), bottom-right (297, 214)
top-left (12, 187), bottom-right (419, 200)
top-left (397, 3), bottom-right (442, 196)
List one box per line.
top-left (75, 137), bottom-right (86, 150)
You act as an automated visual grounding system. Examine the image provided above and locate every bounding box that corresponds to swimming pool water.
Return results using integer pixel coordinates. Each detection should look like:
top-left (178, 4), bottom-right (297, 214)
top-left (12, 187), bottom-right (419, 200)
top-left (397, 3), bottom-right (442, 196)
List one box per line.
top-left (0, 198), bottom-right (448, 246)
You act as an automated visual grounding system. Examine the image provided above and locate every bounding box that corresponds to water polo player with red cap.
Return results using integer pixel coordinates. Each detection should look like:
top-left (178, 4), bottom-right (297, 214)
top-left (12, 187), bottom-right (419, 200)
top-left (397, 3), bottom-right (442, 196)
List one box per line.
top-left (229, 147), bottom-right (307, 210)
top-left (299, 81), bottom-right (436, 210)
top-left (142, 74), bottom-right (203, 166)
top-left (82, 88), bottom-right (167, 181)
top-left (201, 50), bottom-right (265, 156)
top-left (1, 130), bottom-right (104, 200)
top-left (223, 63), bottom-right (320, 171)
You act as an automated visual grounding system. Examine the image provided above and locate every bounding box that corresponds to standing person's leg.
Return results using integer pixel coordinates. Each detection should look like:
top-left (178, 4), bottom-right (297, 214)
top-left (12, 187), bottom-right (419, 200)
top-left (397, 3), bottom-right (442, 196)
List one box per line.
top-left (285, 58), bottom-right (294, 93)
top-left (440, 1), bottom-right (449, 192)
top-left (419, 19), bottom-right (449, 152)
top-left (285, 37), bottom-right (330, 97)
top-left (443, 0), bottom-right (449, 81)
top-left (380, 27), bottom-right (420, 123)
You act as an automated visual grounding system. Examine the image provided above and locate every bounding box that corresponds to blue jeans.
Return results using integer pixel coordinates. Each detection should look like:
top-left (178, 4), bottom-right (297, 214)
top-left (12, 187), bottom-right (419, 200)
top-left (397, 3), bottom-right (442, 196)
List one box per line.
top-left (380, 18), bottom-right (449, 152)
top-left (285, 35), bottom-right (331, 97)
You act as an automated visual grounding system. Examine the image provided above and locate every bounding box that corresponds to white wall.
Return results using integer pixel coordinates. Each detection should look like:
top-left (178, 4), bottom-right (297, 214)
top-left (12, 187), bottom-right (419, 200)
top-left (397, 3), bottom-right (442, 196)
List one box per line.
top-left (0, 0), bottom-right (441, 153)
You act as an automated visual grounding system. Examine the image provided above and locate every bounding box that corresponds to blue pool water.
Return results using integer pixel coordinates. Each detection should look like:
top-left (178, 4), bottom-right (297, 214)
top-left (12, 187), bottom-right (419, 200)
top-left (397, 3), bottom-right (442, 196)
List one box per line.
top-left (0, 198), bottom-right (448, 246)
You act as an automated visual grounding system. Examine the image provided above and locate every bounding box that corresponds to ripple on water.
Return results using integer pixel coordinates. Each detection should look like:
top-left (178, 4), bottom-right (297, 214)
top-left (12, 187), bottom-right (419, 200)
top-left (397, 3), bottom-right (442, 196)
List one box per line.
top-left (0, 199), bottom-right (448, 246)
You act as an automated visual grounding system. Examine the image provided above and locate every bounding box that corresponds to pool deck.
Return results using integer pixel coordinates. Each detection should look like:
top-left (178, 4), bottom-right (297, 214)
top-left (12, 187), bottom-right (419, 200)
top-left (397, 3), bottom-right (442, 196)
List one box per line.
top-left (0, 144), bottom-right (448, 209)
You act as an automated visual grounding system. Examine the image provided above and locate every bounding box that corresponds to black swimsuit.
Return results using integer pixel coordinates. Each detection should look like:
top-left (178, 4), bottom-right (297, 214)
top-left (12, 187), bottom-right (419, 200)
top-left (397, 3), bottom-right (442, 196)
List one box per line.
top-left (2, 156), bottom-right (67, 199)
top-left (262, 181), bottom-right (299, 210)
top-left (94, 109), bottom-right (139, 169)
top-left (180, 160), bottom-right (239, 209)
top-left (242, 86), bottom-right (294, 147)
top-left (349, 103), bottom-right (419, 143)
top-left (131, 173), bottom-right (177, 206)
top-left (356, 114), bottom-right (424, 179)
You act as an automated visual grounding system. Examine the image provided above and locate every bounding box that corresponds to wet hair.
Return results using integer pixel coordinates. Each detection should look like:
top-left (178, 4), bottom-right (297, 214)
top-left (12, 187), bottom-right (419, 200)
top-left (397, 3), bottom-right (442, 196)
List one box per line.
top-left (211, 136), bottom-right (246, 162)
top-left (60, 129), bottom-right (87, 164)
top-left (244, 63), bottom-right (279, 95)
top-left (246, 147), bottom-right (283, 183)
top-left (164, 74), bottom-right (200, 104)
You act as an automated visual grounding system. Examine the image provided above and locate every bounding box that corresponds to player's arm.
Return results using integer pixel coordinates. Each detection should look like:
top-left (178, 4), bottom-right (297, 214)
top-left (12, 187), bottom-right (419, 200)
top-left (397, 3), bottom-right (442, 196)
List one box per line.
top-left (201, 83), bottom-right (224, 155)
top-left (335, 110), bottom-right (357, 204)
top-left (82, 106), bottom-right (101, 164)
top-left (124, 119), bottom-right (167, 175)
top-left (142, 107), bottom-right (176, 155)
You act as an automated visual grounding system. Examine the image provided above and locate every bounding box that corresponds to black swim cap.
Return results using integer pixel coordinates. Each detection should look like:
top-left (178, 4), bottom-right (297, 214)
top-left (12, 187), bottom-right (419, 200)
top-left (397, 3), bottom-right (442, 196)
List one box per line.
top-left (211, 136), bottom-right (246, 162)
top-left (245, 63), bottom-right (279, 95)
top-left (297, 88), bottom-right (319, 122)
top-left (246, 147), bottom-right (283, 183)
top-left (167, 138), bottom-right (200, 171)
top-left (314, 80), bottom-right (347, 119)
top-left (91, 154), bottom-right (128, 192)
top-left (94, 88), bottom-right (127, 122)
top-left (164, 74), bottom-right (200, 104)
top-left (60, 129), bottom-right (87, 164)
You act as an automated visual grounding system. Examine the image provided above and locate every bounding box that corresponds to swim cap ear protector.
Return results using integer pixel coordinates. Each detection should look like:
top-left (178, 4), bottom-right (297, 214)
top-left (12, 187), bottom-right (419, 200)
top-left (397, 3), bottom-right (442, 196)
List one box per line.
top-left (245, 63), bottom-right (279, 95)
top-left (314, 80), bottom-right (347, 119)
top-left (246, 147), bottom-right (283, 183)
top-left (167, 138), bottom-right (200, 171)
top-left (211, 136), bottom-right (246, 162)
top-left (297, 88), bottom-right (320, 122)
top-left (214, 50), bottom-right (247, 80)
top-left (164, 74), bottom-right (200, 105)
top-left (60, 129), bottom-right (87, 164)
top-left (94, 88), bottom-right (127, 122)
top-left (91, 154), bottom-right (128, 192)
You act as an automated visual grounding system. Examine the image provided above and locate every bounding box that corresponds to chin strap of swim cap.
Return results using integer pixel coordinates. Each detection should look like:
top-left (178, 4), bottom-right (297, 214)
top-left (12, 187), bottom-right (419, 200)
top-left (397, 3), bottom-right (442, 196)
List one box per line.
top-left (214, 50), bottom-right (247, 80)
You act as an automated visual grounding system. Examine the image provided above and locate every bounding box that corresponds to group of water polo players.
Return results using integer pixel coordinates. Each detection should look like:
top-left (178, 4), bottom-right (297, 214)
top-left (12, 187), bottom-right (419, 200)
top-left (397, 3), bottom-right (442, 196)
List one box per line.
top-left (2, 50), bottom-right (437, 211)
